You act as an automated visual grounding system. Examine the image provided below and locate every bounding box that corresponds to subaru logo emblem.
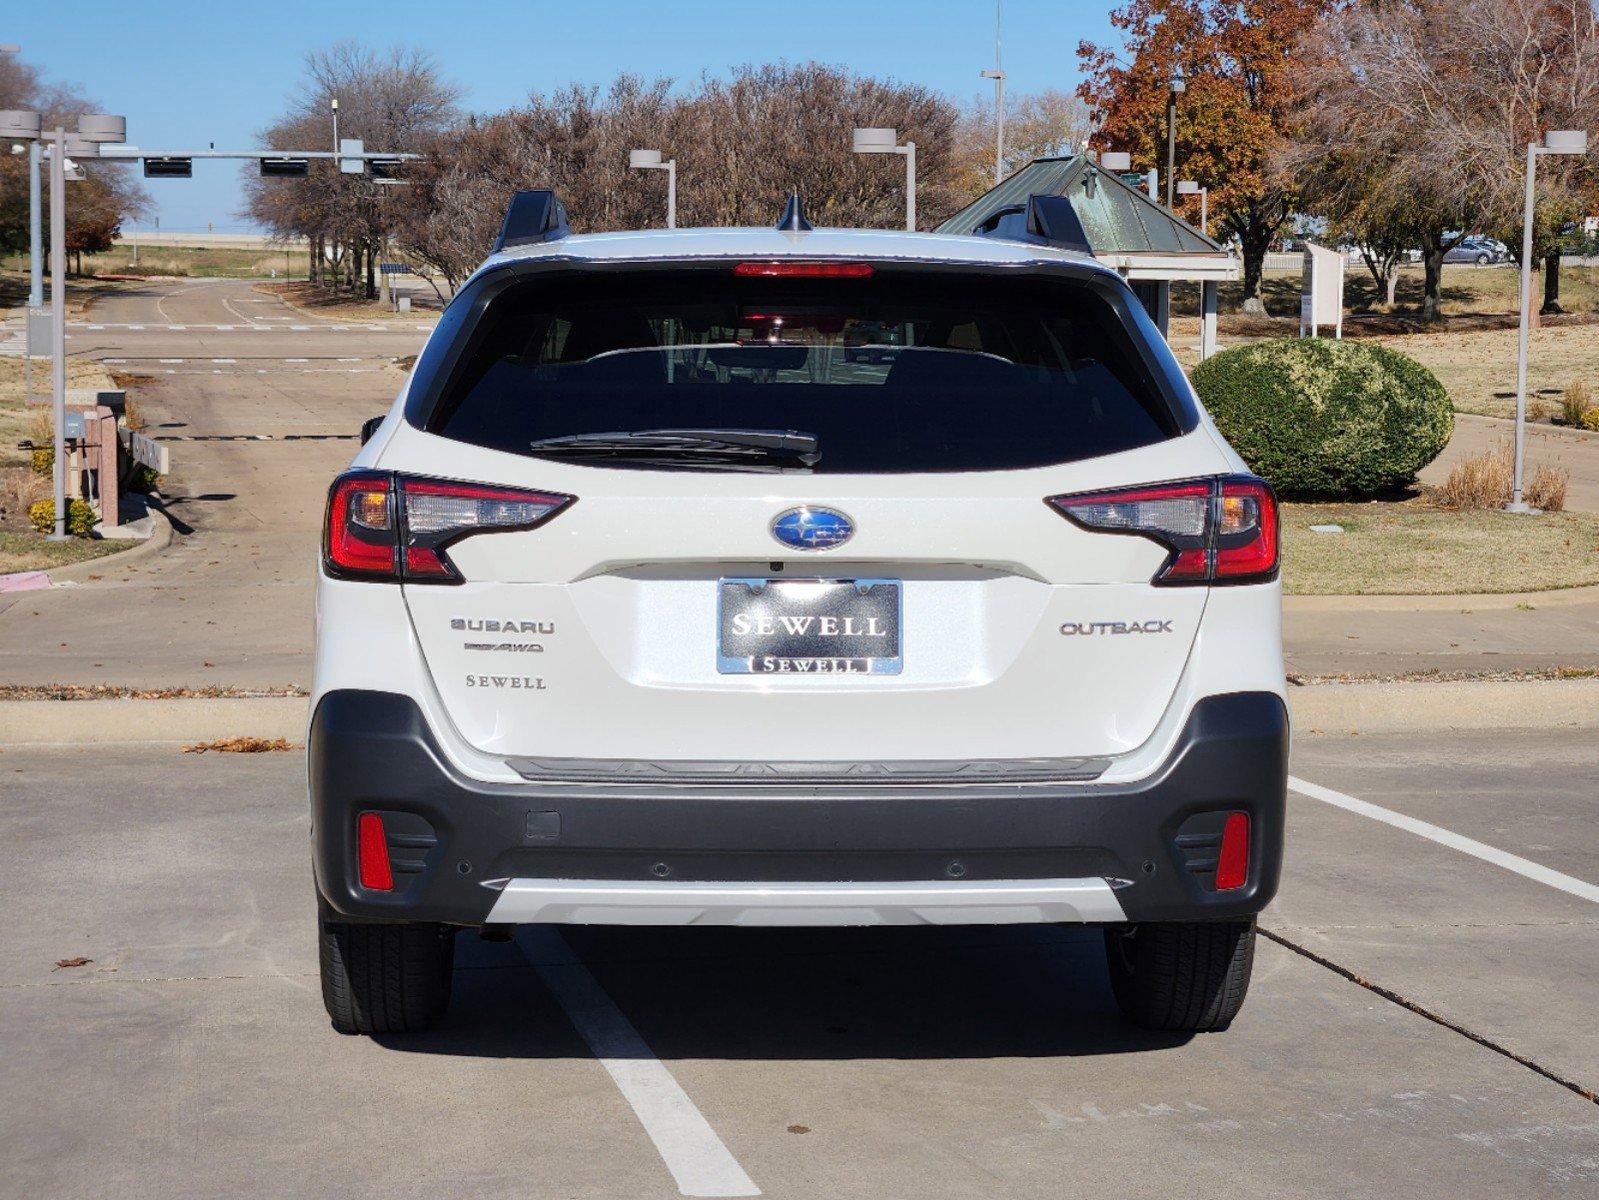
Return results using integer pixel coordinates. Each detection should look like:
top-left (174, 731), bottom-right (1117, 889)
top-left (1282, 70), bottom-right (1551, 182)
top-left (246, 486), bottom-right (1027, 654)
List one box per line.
top-left (771, 506), bottom-right (854, 551)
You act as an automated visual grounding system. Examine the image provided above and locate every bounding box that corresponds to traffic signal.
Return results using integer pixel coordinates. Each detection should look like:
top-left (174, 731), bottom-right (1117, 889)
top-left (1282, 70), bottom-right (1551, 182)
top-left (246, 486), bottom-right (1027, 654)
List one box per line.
top-left (143, 157), bottom-right (192, 179)
top-left (260, 157), bottom-right (310, 178)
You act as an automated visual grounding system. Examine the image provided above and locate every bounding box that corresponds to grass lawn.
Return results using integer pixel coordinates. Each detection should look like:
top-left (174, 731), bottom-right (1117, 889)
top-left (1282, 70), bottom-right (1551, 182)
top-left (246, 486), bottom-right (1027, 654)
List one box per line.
top-left (1174, 262), bottom-right (1599, 320)
top-left (1282, 502), bottom-right (1599, 595)
top-left (1367, 324), bottom-right (1599, 420)
top-left (1170, 265), bottom-right (1599, 422)
top-left (0, 531), bottom-right (128, 574)
top-left (0, 358), bottom-right (121, 470)
top-left (3, 245), bottom-right (310, 281)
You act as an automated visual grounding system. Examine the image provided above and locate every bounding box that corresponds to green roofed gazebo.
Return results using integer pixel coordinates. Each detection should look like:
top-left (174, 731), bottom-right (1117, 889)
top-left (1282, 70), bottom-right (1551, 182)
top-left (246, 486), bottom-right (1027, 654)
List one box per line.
top-left (936, 155), bottom-right (1236, 360)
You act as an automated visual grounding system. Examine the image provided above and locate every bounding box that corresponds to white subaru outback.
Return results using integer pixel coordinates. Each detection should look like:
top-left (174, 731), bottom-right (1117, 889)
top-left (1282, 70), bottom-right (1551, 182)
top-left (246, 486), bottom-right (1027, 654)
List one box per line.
top-left (311, 191), bottom-right (1286, 1037)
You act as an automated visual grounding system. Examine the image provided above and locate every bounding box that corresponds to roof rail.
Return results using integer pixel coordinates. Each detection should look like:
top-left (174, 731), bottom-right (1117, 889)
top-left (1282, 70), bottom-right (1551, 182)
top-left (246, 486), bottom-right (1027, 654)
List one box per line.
top-left (776, 192), bottom-right (813, 232)
top-left (971, 193), bottom-right (1091, 255)
top-left (493, 189), bottom-right (571, 253)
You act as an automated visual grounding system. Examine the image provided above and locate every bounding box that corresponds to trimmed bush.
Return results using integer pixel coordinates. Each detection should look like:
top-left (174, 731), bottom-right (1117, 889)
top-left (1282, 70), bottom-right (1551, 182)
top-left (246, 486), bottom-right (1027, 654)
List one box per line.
top-left (28, 498), bottom-right (99, 538)
top-left (1192, 338), bottom-right (1454, 498)
top-left (30, 446), bottom-right (53, 477)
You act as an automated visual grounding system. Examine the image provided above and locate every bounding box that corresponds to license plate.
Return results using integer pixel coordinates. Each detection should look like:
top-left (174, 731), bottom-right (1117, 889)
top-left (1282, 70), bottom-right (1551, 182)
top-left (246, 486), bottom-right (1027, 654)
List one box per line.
top-left (717, 578), bottom-right (902, 675)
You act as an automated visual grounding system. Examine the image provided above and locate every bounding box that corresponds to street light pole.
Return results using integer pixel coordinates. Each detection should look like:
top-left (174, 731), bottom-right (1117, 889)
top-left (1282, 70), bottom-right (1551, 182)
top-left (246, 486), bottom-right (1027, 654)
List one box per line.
top-left (852, 128), bottom-right (917, 231)
top-left (628, 149), bottom-right (677, 228)
top-left (1508, 129), bottom-right (1588, 514)
top-left (28, 139), bottom-right (42, 306)
top-left (1165, 78), bottom-right (1184, 209)
top-left (1177, 179), bottom-right (1209, 235)
top-left (980, 0), bottom-right (1005, 185)
top-left (48, 125), bottom-right (66, 539)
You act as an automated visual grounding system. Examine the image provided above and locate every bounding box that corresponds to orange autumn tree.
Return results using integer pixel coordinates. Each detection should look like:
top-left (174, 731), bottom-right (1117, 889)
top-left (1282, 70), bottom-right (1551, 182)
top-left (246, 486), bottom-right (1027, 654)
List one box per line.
top-left (1079, 0), bottom-right (1333, 312)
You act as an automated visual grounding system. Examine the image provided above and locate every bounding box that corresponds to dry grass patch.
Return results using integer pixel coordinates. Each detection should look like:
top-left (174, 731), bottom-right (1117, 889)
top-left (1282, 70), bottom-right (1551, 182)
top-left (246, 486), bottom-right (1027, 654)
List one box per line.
top-left (0, 357), bottom-right (120, 469)
top-left (1282, 501), bottom-right (1599, 594)
top-left (0, 531), bottom-right (125, 573)
top-left (1436, 440), bottom-right (1568, 511)
top-left (181, 736), bottom-right (295, 754)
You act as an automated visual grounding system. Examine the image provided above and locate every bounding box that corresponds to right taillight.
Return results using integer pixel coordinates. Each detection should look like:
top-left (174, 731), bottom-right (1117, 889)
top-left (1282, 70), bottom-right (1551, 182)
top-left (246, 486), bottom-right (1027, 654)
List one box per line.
top-left (1047, 475), bottom-right (1278, 586)
top-left (323, 471), bottom-right (574, 583)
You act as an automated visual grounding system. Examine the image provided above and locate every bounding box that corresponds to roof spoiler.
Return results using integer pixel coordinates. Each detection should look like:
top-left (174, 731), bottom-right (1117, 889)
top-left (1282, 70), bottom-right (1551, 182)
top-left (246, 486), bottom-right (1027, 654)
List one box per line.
top-left (776, 192), bottom-right (813, 232)
top-left (493, 189), bottom-right (571, 253)
top-left (971, 193), bottom-right (1091, 255)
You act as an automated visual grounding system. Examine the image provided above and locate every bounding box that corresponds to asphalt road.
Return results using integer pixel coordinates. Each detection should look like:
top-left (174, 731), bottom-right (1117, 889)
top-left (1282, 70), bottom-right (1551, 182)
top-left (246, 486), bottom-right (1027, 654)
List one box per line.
top-left (2, 729), bottom-right (1596, 1199)
top-left (1, 279), bottom-right (413, 687)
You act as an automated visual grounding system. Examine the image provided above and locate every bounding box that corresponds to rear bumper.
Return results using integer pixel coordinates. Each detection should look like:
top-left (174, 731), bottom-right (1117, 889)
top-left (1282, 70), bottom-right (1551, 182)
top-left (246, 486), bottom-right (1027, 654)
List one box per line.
top-left (310, 689), bottom-right (1287, 927)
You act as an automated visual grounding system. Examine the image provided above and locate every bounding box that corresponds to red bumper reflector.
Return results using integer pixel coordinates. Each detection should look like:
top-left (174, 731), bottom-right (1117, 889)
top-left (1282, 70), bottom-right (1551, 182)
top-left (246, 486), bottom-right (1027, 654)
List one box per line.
top-left (357, 812), bottom-right (394, 892)
top-left (1215, 812), bottom-right (1251, 891)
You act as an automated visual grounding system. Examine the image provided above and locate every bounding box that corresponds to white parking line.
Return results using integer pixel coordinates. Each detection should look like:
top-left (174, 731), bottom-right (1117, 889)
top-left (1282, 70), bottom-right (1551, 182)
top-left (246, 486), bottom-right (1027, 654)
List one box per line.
top-left (1288, 776), bottom-right (1599, 905)
top-left (519, 927), bottom-right (760, 1198)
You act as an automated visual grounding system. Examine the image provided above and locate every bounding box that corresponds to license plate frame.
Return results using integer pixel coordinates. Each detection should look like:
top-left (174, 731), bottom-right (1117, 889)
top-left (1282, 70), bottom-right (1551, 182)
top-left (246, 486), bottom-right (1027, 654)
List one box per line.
top-left (717, 577), bottom-right (903, 675)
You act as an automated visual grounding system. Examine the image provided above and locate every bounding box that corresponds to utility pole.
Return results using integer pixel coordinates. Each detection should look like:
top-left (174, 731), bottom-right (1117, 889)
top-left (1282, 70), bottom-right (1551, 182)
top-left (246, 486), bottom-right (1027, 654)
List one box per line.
top-left (980, 0), bottom-right (1006, 185)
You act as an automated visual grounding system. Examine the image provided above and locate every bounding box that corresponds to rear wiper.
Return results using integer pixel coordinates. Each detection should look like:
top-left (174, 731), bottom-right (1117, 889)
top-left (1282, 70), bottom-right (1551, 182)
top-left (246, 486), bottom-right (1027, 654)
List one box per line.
top-left (528, 428), bottom-right (821, 465)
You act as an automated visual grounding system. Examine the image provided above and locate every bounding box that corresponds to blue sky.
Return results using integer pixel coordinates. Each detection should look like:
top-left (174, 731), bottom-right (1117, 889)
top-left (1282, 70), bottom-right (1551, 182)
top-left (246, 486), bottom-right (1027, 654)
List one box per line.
top-left (11, 1), bottom-right (1118, 232)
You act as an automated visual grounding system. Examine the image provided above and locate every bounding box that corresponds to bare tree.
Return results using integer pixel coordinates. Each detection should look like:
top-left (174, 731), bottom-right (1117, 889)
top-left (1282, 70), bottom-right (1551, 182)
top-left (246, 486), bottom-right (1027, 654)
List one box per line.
top-left (1288, 0), bottom-right (1599, 321)
top-left (951, 88), bottom-right (1094, 198)
top-left (387, 63), bottom-right (963, 291)
top-left (243, 42), bottom-right (462, 296)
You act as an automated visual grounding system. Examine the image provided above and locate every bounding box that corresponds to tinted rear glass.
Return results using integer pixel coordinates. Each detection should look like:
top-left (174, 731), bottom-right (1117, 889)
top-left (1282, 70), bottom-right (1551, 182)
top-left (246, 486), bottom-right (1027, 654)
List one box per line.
top-left (421, 267), bottom-right (1183, 474)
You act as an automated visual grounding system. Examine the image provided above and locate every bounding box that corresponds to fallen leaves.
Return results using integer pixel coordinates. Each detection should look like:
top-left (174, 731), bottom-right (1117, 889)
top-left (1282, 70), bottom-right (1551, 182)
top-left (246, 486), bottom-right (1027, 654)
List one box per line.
top-left (182, 737), bottom-right (294, 754)
top-left (53, 957), bottom-right (93, 971)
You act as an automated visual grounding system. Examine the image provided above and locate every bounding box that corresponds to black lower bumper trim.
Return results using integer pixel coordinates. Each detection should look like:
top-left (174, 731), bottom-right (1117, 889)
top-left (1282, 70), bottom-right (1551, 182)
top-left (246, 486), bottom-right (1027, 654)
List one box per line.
top-left (310, 690), bottom-right (1287, 926)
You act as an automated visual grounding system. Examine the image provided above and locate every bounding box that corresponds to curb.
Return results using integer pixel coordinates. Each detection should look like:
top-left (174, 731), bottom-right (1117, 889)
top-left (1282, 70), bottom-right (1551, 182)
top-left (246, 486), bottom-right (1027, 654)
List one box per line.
top-left (1455, 411), bottom-right (1599, 441)
top-left (1288, 677), bottom-right (1599, 734)
top-left (2, 679), bottom-right (1596, 747)
top-left (0, 696), bottom-right (307, 747)
top-left (250, 280), bottom-right (434, 327)
top-left (43, 502), bottom-right (175, 584)
top-left (1285, 581), bottom-right (1599, 613)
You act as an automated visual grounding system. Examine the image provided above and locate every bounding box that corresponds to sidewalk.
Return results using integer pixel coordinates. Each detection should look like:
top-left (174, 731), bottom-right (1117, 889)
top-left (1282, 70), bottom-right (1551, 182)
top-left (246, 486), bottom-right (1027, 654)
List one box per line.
top-left (1284, 585), bottom-right (1599, 679)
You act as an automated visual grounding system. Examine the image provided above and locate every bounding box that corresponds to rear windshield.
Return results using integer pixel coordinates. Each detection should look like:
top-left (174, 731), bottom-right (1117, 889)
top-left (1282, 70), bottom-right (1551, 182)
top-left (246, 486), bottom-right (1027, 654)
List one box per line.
top-left (418, 266), bottom-right (1184, 474)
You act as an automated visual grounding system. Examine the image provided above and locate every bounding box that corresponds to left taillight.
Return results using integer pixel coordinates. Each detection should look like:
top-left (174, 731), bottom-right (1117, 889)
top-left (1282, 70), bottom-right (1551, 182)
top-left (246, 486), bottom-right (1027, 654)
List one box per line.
top-left (323, 471), bottom-right (574, 584)
top-left (1046, 475), bottom-right (1278, 586)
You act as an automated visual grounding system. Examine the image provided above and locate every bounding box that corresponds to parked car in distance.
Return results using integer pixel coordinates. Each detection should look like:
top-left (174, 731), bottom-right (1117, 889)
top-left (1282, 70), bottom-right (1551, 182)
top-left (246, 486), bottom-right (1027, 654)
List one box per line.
top-left (1443, 236), bottom-right (1507, 265)
top-left (310, 191), bottom-right (1288, 1040)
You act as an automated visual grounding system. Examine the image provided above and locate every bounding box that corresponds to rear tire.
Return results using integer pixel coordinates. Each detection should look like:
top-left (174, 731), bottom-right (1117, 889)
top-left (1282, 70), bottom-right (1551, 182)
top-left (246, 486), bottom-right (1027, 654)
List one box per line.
top-left (319, 906), bottom-right (456, 1035)
top-left (1104, 919), bottom-right (1255, 1032)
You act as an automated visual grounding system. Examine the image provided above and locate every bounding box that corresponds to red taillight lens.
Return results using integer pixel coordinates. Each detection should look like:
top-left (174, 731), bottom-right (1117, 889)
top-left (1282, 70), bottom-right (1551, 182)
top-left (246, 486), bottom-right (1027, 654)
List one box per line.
top-left (323, 472), bottom-right (574, 584)
top-left (1214, 478), bottom-right (1278, 580)
top-left (325, 472), bottom-right (397, 578)
top-left (1047, 475), bottom-right (1278, 586)
top-left (357, 812), bottom-right (394, 891)
top-left (1215, 812), bottom-right (1251, 891)
top-left (733, 260), bottom-right (874, 277)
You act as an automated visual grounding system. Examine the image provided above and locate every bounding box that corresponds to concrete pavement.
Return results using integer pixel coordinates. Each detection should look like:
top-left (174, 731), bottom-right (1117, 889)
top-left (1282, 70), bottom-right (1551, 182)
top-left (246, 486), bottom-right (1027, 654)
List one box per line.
top-left (3, 731), bottom-right (1597, 1198)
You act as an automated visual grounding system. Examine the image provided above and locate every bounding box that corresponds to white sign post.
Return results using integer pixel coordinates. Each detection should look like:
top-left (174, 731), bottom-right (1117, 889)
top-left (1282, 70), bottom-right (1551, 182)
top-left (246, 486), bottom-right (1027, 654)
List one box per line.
top-left (1299, 243), bottom-right (1345, 339)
